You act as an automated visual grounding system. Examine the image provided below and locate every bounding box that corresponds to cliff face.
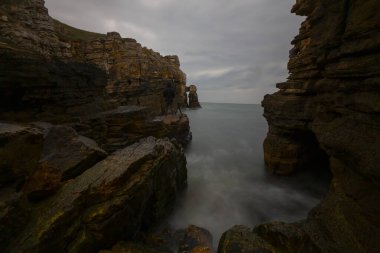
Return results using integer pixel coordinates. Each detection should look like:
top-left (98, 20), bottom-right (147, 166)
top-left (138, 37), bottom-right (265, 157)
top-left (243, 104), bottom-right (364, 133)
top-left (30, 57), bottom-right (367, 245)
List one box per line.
top-left (220, 0), bottom-right (380, 252)
top-left (0, 0), bottom-right (187, 117)
top-left (66, 31), bottom-right (187, 113)
top-left (0, 0), bottom-right (72, 57)
top-left (0, 1), bottom-right (191, 252)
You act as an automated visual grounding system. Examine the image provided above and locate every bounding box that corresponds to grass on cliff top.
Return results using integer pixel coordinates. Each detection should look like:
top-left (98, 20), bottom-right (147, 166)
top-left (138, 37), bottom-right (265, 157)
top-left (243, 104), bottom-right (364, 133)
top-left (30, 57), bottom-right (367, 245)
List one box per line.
top-left (0, 0), bottom-right (26, 4)
top-left (53, 19), bottom-right (106, 42)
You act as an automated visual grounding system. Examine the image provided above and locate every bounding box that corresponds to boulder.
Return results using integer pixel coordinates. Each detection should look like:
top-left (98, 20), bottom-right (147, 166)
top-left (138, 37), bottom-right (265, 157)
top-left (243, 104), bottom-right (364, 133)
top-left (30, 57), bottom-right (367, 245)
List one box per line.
top-left (0, 123), bottom-right (44, 188)
top-left (21, 162), bottom-right (62, 201)
top-left (99, 241), bottom-right (173, 253)
top-left (40, 125), bottom-right (108, 181)
top-left (218, 223), bottom-right (320, 253)
top-left (177, 225), bottom-right (213, 253)
top-left (218, 225), bottom-right (273, 253)
top-left (0, 122), bottom-right (108, 199)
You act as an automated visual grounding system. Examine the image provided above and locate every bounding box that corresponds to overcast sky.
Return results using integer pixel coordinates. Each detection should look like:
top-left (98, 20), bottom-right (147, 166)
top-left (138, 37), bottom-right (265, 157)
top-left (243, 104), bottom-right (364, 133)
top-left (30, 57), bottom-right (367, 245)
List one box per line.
top-left (45, 0), bottom-right (303, 104)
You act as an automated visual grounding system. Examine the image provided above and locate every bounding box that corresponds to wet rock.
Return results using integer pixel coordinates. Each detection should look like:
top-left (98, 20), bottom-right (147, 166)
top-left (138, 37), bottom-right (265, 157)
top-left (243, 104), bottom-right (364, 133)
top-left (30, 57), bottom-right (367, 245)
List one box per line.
top-left (8, 137), bottom-right (187, 253)
top-left (218, 225), bottom-right (274, 253)
top-left (99, 241), bottom-right (173, 253)
top-left (218, 223), bottom-right (320, 253)
top-left (177, 225), bottom-right (213, 253)
top-left (150, 114), bottom-right (191, 146)
top-left (142, 225), bottom-right (213, 253)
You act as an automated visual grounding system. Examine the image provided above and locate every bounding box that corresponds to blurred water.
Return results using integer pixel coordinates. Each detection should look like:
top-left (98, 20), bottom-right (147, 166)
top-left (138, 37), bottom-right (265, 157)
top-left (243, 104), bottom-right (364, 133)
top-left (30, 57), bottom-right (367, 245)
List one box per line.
top-left (169, 103), bottom-right (330, 245)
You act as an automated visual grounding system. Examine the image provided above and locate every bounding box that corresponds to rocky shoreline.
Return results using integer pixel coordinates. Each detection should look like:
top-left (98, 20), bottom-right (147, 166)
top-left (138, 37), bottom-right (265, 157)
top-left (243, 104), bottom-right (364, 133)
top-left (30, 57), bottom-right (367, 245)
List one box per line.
top-left (1, 0), bottom-right (379, 252)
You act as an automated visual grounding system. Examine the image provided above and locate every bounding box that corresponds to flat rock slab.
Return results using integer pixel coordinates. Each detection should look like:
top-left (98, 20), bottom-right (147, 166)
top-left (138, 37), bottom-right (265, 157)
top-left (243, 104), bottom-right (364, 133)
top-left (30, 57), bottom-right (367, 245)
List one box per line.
top-left (10, 137), bottom-right (187, 253)
top-left (40, 125), bottom-right (107, 180)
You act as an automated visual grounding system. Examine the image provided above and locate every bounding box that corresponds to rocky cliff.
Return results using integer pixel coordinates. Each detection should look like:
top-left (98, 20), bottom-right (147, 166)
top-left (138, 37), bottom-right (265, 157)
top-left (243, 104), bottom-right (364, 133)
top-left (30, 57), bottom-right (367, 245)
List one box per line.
top-left (0, 0), bottom-right (187, 117)
top-left (219, 0), bottom-right (380, 252)
top-left (0, 0), bottom-right (192, 252)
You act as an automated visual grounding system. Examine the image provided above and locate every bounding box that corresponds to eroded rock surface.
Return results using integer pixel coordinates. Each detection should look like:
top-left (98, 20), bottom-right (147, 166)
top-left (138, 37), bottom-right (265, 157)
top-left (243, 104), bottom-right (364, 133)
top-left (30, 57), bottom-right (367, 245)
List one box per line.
top-left (70, 106), bottom-right (191, 152)
top-left (224, 0), bottom-right (380, 252)
top-left (0, 0), bottom-right (188, 117)
top-left (6, 137), bottom-right (187, 253)
top-left (0, 123), bottom-right (107, 200)
top-left (177, 225), bottom-right (213, 253)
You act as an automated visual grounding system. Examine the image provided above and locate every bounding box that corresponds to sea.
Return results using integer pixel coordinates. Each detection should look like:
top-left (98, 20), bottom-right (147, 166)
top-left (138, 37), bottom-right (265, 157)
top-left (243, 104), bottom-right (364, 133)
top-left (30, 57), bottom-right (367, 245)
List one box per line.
top-left (169, 103), bottom-right (330, 246)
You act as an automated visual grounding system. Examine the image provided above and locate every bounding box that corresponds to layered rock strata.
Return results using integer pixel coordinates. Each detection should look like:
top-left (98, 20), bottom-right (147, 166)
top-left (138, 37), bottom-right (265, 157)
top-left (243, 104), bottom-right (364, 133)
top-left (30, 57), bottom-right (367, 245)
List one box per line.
top-left (0, 0), bottom-right (191, 252)
top-left (0, 45), bottom-right (115, 122)
top-left (71, 106), bottom-right (191, 153)
top-left (66, 31), bottom-right (187, 113)
top-left (220, 0), bottom-right (380, 252)
top-left (1, 134), bottom-right (187, 253)
top-left (0, 0), bottom-right (188, 116)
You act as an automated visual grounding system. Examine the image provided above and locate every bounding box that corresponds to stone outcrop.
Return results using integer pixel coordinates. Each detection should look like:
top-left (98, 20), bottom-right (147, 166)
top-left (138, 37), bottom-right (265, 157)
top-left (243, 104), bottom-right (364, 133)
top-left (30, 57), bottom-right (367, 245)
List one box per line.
top-left (66, 31), bottom-right (187, 114)
top-left (0, 1), bottom-right (191, 252)
top-left (0, 123), bottom-right (109, 251)
top-left (0, 0), bottom-right (186, 116)
top-left (69, 106), bottom-right (190, 153)
top-left (0, 0), bottom-right (188, 116)
top-left (0, 123), bottom-right (107, 196)
top-left (0, 0), bottom-right (72, 57)
top-left (0, 45), bottom-right (115, 122)
top-left (2, 136), bottom-right (187, 253)
top-left (218, 224), bottom-right (319, 253)
top-left (219, 0), bottom-right (380, 252)
top-left (22, 125), bottom-right (108, 200)
top-left (176, 225), bottom-right (213, 253)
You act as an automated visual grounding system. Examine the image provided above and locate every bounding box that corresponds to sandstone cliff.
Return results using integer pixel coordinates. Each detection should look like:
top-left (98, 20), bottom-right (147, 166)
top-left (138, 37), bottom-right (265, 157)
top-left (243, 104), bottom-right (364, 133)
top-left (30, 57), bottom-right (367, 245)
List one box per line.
top-left (0, 0), bottom-right (187, 117)
top-left (219, 0), bottom-right (380, 252)
top-left (0, 1), bottom-right (192, 252)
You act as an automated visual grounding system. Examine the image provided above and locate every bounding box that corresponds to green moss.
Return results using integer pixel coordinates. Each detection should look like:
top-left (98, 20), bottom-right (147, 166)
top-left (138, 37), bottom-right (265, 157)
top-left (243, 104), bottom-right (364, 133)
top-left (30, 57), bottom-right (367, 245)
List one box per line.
top-left (53, 19), bottom-right (105, 42)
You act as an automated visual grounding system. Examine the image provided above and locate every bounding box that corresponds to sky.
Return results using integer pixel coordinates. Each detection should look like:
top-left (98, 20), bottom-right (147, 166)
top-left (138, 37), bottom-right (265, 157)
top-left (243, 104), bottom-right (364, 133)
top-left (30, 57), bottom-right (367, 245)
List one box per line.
top-left (45, 0), bottom-right (303, 104)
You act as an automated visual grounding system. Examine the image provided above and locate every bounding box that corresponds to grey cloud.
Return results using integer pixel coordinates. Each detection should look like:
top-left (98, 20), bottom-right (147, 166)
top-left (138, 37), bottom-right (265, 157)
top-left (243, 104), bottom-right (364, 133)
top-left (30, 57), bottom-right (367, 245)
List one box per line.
top-left (45, 0), bottom-right (303, 104)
